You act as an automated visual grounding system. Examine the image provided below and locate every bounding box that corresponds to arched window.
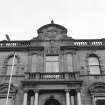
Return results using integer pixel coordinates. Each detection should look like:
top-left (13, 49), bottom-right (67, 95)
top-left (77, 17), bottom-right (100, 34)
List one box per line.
top-left (88, 54), bottom-right (100, 75)
top-left (6, 56), bottom-right (18, 75)
top-left (44, 98), bottom-right (61, 105)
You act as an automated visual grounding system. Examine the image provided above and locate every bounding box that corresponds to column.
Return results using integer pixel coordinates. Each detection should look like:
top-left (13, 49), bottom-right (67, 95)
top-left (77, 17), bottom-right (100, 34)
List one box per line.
top-left (23, 91), bottom-right (28, 105)
top-left (92, 95), bottom-right (95, 105)
top-left (30, 96), bottom-right (34, 105)
top-left (77, 89), bottom-right (81, 105)
top-left (65, 90), bottom-right (71, 105)
top-left (34, 90), bottom-right (39, 105)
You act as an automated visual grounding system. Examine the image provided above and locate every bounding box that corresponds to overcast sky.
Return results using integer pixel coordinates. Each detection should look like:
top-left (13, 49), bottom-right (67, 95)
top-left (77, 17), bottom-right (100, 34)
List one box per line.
top-left (0, 0), bottom-right (105, 40)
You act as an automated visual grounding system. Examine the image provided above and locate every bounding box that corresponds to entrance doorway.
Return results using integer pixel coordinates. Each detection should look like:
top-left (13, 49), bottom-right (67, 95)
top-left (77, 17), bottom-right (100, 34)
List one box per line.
top-left (44, 99), bottom-right (61, 105)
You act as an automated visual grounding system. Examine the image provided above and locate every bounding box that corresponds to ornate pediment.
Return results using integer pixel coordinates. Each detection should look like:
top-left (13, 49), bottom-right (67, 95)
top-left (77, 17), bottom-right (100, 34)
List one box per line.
top-left (0, 83), bottom-right (17, 93)
top-left (89, 82), bottom-right (105, 94)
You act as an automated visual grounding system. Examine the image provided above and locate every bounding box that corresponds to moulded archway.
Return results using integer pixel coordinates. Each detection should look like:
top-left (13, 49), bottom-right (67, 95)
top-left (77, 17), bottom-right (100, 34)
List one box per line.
top-left (44, 98), bottom-right (61, 105)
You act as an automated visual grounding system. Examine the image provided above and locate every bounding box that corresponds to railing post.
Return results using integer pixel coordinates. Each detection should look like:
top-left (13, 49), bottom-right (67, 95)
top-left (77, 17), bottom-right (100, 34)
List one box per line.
top-left (25, 73), bottom-right (29, 79)
top-left (65, 72), bottom-right (69, 79)
top-left (75, 72), bottom-right (80, 79)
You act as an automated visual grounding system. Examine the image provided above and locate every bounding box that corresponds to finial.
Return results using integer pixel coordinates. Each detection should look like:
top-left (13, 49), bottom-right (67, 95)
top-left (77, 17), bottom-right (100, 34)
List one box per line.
top-left (51, 20), bottom-right (54, 24)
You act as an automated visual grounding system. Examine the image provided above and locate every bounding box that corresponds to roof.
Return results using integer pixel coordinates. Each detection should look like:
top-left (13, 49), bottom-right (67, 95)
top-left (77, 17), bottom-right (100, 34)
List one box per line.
top-left (37, 21), bottom-right (67, 34)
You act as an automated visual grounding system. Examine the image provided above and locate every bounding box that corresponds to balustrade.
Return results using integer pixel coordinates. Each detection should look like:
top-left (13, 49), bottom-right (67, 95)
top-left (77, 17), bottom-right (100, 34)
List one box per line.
top-left (0, 41), bottom-right (31, 47)
top-left (74, 39), bottom-right (103, 46)
top-left (0, 39), bottom-right (104, 48)
top-left (25, 72), bottom-right (80, 80)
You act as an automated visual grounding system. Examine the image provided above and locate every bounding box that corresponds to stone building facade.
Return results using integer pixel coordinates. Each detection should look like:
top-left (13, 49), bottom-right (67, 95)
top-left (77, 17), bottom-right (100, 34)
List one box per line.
top-left (0, 22), bottom-right (105, 105)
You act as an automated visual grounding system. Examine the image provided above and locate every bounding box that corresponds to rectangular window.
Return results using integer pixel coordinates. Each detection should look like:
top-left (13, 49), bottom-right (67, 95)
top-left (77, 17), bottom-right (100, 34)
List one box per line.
top-left (66, 54), bottom-right (73, 72)
top-left (89, 66), bottom-right (100, 74)
top-left (45, 56), bottom-right (59, 72)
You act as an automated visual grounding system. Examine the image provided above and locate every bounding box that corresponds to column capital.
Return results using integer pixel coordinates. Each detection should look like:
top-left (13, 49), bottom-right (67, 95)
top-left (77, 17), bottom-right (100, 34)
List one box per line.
top-left (23, 89), bottom-right (29, 93)
top-left (34, 89), bottom-right (39, 93)
top-left (76, 88), bottom-right (81, 92)
top-left (65, 89), bottom-right (71, 92)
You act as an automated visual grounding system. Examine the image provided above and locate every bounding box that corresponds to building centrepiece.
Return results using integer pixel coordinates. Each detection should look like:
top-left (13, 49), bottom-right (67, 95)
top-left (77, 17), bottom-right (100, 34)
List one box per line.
top-left (0, 21), bottom-right (105, 105)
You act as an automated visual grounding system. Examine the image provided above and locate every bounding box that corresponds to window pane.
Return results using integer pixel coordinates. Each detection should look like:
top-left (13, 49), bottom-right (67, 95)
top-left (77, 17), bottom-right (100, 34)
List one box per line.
top-left (89, 66), bottom-right (100, 74)
top-left (7, 57), bottom-right (18, 75)
top-left (88, 56), bottom-right (100, 74)
top-left (46, 56), bottom-right (58, 61)
top-left (46, 62), bottom-right (59, 72)
top-left (8, 57), bottom-right (17, 65)
top-left (67, 54), bottom-right (73, 72)
top-left (46, 56), bottom-right (59, 72)
top-left (88, 57), bottom-right (99, 65)
top-left (7, 66), bottom-right (17, 75)
top-left (32, 54), bottom-right (37, 72)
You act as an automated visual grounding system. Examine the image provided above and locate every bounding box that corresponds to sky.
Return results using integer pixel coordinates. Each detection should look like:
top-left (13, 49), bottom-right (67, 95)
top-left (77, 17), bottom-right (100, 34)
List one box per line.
top-left (0, 0), bottom-right (105, 40)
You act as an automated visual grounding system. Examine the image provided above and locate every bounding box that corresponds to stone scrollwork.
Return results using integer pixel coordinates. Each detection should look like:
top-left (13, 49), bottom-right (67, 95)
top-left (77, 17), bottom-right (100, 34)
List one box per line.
top-left (45, 40), bottom-right (60, 55)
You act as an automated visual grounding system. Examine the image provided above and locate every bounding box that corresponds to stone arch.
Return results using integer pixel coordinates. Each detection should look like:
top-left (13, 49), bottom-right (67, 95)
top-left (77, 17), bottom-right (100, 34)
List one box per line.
top-left (86, 53), bottom-right (101, 65)
top-left (44, 96), bottom-right (61, 105)
top-left (44, 94), bottom-right (63, 105)
top-left (40, 93), bottom-right (64, 105)
top-left (86, 53), bottom-right (102, 65)
top-left (4, 53), bottom-right (20, 64)
top-left (88, 82), bottom-right (105, 105)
